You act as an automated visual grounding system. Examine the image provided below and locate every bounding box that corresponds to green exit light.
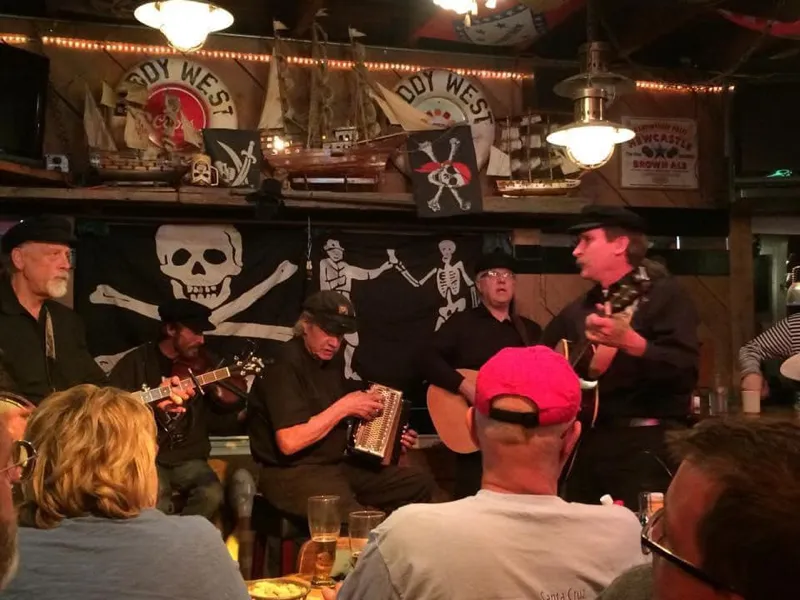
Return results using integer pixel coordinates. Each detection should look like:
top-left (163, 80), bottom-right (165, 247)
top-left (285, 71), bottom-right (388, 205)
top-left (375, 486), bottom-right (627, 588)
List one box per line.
top-left (768, 169), bottom-right (793, 178)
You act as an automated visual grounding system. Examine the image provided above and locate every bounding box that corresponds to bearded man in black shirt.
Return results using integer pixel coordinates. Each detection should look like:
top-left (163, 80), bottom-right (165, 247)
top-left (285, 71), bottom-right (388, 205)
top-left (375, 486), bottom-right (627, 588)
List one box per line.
top-left (422, 251), bottom-right (542, 499)
top-left (541, 205), bottom-right (699, 509)
top-left (110, 299), bottom-right (244, 520)
top-left (249, 290), bottom-right (435, 519)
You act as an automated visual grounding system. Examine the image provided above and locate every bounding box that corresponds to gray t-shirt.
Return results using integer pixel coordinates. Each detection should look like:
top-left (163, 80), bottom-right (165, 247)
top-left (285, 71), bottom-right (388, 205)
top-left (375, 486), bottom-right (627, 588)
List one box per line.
top-left (2, 508), bottom-right (249, 600)
top-left (597, 564), bottom-right (653, 600)
top-left (338, 490), bottom-right (649, 600)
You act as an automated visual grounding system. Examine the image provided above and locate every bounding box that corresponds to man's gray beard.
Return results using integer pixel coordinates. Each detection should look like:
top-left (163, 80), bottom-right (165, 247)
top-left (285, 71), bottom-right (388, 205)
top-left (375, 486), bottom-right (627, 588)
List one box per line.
top-left (0, 519), bottom-right (18, 591)
top-left (46, 277), bottom-right (69, 299)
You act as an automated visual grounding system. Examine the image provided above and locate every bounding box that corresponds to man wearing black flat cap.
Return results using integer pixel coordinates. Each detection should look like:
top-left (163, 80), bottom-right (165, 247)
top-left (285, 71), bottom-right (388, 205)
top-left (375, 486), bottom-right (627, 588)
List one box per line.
top-left (249, 290), bottom-right (435, 519)
top-left (421, 250), bottom-right (542, 499)
top-left (110, 298), bottom-right (244, 520)
top-left (0, 216), bottom-right (107, 403)
top-left (541, 204), bottom-right (699, 509)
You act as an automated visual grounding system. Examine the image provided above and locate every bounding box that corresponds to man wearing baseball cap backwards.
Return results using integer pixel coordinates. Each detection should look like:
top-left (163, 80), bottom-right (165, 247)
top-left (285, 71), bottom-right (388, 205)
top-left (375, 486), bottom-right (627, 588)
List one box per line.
top-left (327, 346), bottom-right (645, 600)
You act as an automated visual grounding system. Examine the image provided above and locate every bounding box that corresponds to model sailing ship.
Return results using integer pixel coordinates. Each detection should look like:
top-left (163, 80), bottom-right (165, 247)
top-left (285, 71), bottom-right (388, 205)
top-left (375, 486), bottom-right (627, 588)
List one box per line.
top-left (490, 114), bottom-right (582, 197)
top-left (258, 18), bottom-right (438, 188)
top-left (84, 82), bottom-right (198, 182)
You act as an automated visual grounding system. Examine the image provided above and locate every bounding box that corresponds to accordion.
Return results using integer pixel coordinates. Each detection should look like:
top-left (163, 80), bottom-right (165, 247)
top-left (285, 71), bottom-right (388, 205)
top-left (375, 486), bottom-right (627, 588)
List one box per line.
top-left (348, 383), bottom-right (410, 466)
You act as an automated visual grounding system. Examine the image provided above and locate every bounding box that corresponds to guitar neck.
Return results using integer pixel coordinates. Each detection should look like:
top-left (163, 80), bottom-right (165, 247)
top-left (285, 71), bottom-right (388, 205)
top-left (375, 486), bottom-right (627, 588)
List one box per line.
top-left (133, 367), bottom-right (232, 405)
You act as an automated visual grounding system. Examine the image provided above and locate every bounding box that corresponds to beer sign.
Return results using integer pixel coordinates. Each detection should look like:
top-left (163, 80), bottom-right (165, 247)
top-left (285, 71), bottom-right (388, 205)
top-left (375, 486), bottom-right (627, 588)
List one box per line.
top-left (620, 117), bottom-right (699, 190)
top-left (118, 58), bottom-right (238, 150)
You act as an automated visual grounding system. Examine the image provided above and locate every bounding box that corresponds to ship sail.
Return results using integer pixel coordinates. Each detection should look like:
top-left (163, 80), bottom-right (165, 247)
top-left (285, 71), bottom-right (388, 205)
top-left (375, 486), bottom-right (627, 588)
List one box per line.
top-left (368, 81), bottom-right (439, 132)
top-left (124, 106), bottom-right (157, 150)
top-left (258, 54), bottom-right (284, 131)
top-left (83, 85), bottom-right (117, 152)
top-left (487, 146), bottom-right (512, 177)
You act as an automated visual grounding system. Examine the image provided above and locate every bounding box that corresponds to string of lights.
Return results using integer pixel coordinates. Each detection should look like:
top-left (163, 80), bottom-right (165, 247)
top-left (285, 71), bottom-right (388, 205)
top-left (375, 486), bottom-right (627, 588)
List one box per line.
top-left (0, 33), bottom-right (734, 91)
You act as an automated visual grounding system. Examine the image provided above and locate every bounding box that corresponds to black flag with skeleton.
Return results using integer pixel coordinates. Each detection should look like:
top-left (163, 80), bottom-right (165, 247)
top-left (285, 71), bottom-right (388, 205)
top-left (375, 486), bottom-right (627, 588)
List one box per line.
top-left (313, 231), bottom-right (483, 398)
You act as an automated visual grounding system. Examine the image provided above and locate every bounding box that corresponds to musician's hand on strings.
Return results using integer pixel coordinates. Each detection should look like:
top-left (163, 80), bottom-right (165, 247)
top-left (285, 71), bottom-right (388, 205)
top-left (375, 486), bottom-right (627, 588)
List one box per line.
top-left (585, 304), bottom-right (646, 356)
top-left (338, 390), bottom-right (384, 421)
top-left (155, 375), bottom-right (192, 414)
top-left (400, 427), bottom-right (418, 454)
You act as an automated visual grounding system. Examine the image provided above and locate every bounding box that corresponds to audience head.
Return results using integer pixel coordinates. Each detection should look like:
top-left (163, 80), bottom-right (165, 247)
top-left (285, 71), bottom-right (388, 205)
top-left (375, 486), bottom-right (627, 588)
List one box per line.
top-left (468, 346), bottom-right (581, 492)
top-left (1, 216), bottom-right (75, 300)
top-left (646, 418), bottom-right (800, 600)
top-left (20, 385), bottom-right (158, 529)
top-left (294, 291), bottom-right (356, 362)
top-left (0, 398), bottom-right (26, 590)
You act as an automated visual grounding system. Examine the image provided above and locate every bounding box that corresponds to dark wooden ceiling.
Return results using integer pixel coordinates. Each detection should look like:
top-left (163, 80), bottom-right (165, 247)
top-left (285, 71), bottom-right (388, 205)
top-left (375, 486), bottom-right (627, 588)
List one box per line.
top-left (4, 0), bottom-right (800, 82)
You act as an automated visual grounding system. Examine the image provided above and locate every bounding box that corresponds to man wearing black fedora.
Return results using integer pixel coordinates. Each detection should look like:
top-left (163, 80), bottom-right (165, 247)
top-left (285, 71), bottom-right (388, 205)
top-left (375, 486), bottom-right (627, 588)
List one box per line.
top-left (542, 205), bottom-right (699, 509)
top-left (110, 298), bottom-right (245, 520)
top-left (0, 216), bottom-right (191, 408)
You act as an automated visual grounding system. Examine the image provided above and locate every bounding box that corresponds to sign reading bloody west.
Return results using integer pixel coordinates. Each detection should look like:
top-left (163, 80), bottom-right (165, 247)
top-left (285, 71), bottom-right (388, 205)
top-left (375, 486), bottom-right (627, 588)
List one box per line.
top-left (118, 58), bottom-right (238, 150)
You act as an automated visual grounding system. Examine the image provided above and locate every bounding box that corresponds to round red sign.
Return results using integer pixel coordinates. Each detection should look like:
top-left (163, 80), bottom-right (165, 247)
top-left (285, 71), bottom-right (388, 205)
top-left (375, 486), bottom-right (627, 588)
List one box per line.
top-left (119, 57), bottom-right (238, 151)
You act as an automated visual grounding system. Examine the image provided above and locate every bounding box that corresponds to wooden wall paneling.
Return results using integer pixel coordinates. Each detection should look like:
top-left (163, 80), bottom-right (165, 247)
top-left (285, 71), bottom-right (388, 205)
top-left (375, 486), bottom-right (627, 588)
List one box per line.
top-left (728, 213), bottom-right (755, 388)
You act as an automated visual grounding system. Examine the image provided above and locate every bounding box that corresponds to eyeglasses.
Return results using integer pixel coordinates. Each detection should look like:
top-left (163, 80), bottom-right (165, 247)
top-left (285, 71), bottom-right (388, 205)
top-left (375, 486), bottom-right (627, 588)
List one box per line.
top-left (641, 508), bottom-right (740, 595)
top-left (480, 270), bottom-right (515, 281)
top-left (0, 440), bottom-right (37, 482)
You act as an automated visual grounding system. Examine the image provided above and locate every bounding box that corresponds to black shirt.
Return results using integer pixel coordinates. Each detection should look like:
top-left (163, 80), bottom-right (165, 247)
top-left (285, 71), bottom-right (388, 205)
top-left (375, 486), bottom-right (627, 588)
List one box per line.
top-left (0, 276), bottom-right (106, 404)
top-left (421, 304), bottom-right (542, 393)
top-left (541, 273), bottom-right (699, 420)
top-left (108, 342), bottom-right (241, 466)
top-left (249, 336), bottom-right (350, 467)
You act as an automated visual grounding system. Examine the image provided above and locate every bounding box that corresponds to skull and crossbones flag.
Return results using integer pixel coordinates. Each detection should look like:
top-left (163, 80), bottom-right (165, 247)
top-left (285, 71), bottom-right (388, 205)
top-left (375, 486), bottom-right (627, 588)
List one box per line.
top-left (74, 221), bottom-right (306, 372)
top-left (407, 125), bottom-right (483, 218)
top-left (313, 231), bottom-right (483, 397)
top-left (203, 129), bottom-right (263, 188)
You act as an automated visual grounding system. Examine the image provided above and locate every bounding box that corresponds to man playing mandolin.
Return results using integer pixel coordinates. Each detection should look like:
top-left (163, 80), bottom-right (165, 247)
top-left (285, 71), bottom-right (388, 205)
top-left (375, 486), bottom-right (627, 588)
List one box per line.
top-left (422, 251), bottom-right (541, 499)
top-left (541, 205), bottom-right (699, 509)
top-left (110, 299), bottom-right (246, 520)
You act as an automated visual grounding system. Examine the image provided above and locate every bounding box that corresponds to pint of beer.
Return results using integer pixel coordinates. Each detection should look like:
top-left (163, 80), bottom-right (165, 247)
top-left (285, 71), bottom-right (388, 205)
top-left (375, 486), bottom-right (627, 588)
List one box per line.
top-left (307, 495), bottom-right (341, 587)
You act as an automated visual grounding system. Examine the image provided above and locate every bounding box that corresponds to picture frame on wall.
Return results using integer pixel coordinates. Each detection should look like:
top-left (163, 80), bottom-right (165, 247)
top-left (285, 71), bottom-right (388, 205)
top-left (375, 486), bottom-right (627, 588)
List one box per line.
top-left (619, 116), bottom-right (699, 190)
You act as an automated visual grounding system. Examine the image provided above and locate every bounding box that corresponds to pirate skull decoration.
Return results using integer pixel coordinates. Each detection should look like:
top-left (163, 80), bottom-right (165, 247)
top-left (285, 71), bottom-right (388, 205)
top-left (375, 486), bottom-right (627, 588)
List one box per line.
top-left (155, 225), bottom-right (243, 309)
top-left (415, 137), bottom-right (473, 212)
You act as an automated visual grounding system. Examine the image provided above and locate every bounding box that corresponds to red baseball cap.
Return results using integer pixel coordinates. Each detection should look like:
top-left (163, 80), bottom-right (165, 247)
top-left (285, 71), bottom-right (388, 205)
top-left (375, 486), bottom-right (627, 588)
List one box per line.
top-left (475, 346), bottom-right (581, 428)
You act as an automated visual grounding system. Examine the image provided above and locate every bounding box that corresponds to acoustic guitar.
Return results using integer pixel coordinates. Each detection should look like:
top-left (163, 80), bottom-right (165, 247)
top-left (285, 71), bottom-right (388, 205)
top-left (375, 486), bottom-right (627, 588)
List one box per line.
top-left (426, 278), bottom-right (648, 455)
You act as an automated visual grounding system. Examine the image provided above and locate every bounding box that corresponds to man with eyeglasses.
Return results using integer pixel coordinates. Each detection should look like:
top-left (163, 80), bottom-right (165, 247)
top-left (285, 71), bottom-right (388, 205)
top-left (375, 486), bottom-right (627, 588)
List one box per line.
top-left (422, 250), bottom-right (542, 498)
top-left (600, 417), bottom-right (799, 600)
top-left (541, 205), bottom-right (699, 509)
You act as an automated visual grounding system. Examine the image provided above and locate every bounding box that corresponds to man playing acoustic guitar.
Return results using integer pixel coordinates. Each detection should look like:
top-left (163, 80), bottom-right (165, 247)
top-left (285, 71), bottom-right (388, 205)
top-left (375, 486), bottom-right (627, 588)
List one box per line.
top-left (541, 205), bottom-right (699, 509)
top-left (422, 251), bottom-right (541, 499)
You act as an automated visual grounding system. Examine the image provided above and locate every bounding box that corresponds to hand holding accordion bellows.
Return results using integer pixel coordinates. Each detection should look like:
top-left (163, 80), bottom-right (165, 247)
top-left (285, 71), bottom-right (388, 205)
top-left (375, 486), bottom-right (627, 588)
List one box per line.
top-left (337, 389), bottom-right (384, 421)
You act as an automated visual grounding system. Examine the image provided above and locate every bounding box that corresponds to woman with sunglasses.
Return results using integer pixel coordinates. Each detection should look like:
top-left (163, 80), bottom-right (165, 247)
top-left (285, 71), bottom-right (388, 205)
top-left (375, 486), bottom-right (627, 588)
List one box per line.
top-left (1, 384), bottom-right (250, 600)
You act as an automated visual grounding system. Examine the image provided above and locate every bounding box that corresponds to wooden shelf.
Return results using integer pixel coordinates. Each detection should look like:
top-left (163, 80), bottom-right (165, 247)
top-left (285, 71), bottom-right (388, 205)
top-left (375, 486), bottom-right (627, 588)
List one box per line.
top-left (0, 160), bottom-right (67, 186)
top-left (0, 185), bottom-right (590, 215)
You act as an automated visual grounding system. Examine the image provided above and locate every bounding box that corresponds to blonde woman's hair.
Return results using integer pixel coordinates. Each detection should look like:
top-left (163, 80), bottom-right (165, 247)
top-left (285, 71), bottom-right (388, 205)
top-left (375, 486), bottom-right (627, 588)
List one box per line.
top-left (20, 384), bottom-right (158, 529)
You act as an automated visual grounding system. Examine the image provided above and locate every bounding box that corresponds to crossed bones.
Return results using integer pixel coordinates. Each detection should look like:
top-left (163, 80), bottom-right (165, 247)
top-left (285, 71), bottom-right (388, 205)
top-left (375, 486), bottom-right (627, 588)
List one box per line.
top-left (89, 260), bottom-right (298, 370)
top-left (418, 137), bottom-right (471, 213)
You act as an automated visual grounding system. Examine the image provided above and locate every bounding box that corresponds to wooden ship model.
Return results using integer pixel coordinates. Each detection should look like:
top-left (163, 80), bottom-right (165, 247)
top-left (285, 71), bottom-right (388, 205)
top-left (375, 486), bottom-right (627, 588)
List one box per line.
top-left (491, 114), bottom-right (583, 197)
top-left (258, 20), bottom-right (438, 189)
top-left (84, 81), bottom-right (197, 183)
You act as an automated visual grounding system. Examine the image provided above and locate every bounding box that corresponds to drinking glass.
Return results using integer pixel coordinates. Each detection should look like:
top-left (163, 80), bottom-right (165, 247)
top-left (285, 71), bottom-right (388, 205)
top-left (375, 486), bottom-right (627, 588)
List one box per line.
top-left (307, 495), bottom-right (341, 587)
top-left (348, 510), bottom-right (385, 567)
top-left (638, 491), bottom-right (664, 525)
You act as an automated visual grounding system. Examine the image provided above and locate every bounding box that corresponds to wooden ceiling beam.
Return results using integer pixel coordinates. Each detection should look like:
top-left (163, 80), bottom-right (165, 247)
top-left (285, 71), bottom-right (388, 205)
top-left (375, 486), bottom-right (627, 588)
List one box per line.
top-left (293, 0), bottom-right (326, 38)
top-left (699, 24), bottom-right (783, 74)
top-left (610, 2), bottom-right (710, 58)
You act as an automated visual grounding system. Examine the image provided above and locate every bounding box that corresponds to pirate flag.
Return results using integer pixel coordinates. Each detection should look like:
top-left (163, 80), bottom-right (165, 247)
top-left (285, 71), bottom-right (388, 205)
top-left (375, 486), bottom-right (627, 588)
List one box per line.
top-left (407, 125), bottom-right (483, 218)
top-left (203, 129), bottom-right (263, 188)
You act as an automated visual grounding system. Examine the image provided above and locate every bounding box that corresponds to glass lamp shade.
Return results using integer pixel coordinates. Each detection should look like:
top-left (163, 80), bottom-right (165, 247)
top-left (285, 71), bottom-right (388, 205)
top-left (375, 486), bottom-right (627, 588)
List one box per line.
top-left (134, 0), bottom-right (234, 52)
top-left (547, 121), bottom-right (635, 170)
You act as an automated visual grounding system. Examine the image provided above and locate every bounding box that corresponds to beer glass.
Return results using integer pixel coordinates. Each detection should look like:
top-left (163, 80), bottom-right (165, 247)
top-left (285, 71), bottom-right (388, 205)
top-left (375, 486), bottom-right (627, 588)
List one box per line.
top-left (348, 510), bottom-right (385, 567)
top-left (638, 492), bottom-right (664, 525)
top-left (307, 495), bottom-right (341, 587)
